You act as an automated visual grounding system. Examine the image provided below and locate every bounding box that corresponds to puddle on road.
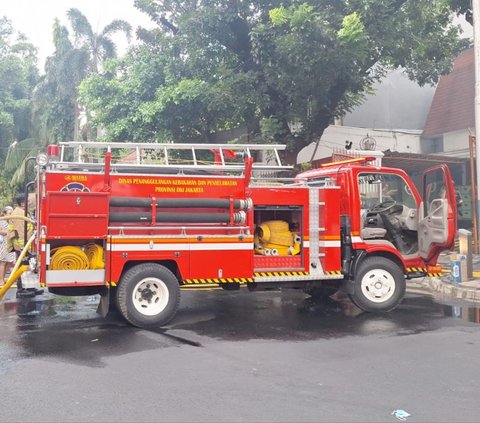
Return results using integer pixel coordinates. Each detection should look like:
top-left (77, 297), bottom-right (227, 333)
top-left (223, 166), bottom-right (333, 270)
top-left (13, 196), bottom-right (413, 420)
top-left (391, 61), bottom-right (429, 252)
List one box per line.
top-left (1, 289), bottom-right (480, 354)
top-left (441, 303), bottom-right (480, 324)
top-left (0, 293), bottom-right (187, 369)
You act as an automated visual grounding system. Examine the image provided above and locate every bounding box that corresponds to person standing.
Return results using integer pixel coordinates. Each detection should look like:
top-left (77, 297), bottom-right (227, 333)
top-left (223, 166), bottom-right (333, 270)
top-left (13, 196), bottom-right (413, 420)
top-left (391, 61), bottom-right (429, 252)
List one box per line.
top-left (7, 195), bottom-right (36, 295)
top-left (0, 206), bottom-right (15, 286)
top-left (9, 194), bottom-right (29, 255)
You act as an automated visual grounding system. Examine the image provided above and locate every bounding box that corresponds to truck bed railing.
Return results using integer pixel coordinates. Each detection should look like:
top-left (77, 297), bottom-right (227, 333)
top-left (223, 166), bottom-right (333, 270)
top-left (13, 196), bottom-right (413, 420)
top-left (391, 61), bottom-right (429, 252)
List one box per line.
top-left (53, 142), bottom-right (293, 174)
top-left (251, 176), bottom-right (337, 188)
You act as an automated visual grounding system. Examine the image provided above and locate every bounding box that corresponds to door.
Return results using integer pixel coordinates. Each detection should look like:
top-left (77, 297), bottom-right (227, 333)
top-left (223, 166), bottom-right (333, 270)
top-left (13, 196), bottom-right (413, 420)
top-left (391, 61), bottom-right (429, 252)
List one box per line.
top-left (418, 165), bottom-right (457, 263)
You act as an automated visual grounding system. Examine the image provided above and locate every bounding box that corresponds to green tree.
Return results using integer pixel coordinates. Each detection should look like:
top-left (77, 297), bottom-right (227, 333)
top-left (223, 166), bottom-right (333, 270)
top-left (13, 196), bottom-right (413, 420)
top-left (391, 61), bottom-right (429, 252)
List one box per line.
top-left (82, 0), bottom-right (467, 163)
top-left (5, 19), bottom-right (91, 187)
top-left (67, 8), bottom-right (132, 139)
top-left (0, 16), bottom-right (38, 192)
top-left (80, 27), bottom-right (258, 143)
top-left (34, 20), bottom-right (89, 142)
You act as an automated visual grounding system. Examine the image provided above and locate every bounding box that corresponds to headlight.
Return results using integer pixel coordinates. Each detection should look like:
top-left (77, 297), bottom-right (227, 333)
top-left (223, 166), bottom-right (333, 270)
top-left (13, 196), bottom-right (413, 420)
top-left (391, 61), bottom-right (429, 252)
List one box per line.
top-left (36, 153), bottom-right (49, 166)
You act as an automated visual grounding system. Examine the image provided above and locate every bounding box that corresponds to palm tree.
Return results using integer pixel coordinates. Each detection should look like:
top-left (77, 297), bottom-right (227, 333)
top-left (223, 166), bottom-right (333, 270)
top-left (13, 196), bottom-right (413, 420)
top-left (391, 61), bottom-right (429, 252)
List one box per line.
top-left (67, 8), bottom-right (132, 74)
top-left (67, 9), bottom-right (132, 140)
top-left (6, 12), bottom-right (132, 185)
top-left (6, 20), bottom-right (89, 185)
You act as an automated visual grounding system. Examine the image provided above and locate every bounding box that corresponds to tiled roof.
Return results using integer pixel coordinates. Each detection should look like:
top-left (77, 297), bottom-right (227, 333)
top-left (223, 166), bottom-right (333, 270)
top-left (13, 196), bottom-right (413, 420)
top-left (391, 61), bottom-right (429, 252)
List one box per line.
top-left (422, 48), bottom-right (474, 138)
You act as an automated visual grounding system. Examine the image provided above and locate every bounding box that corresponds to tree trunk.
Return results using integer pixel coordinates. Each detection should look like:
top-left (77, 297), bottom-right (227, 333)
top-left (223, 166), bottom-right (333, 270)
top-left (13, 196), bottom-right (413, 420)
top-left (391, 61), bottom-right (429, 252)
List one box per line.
top-left (73, 101), bottom-right (80, 141)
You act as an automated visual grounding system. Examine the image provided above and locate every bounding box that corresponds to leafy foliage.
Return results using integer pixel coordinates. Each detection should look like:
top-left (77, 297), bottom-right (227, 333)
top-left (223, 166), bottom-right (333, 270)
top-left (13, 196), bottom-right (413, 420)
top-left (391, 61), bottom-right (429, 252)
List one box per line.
top-left (0, 17), bottom-right (38, 194)
top-left (80, 0), bottom-right (467, 163)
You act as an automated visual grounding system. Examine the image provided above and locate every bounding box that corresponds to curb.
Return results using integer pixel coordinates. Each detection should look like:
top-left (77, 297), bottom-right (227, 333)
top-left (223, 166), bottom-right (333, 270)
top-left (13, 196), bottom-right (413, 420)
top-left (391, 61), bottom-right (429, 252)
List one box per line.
top-left (426, 276), bottom-right (480, 303)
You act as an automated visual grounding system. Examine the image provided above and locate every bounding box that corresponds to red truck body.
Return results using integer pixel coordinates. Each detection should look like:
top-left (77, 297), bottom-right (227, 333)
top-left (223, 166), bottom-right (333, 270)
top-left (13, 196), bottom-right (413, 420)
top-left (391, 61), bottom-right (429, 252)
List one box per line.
top-left (19, 142), bottom-right (456, 327)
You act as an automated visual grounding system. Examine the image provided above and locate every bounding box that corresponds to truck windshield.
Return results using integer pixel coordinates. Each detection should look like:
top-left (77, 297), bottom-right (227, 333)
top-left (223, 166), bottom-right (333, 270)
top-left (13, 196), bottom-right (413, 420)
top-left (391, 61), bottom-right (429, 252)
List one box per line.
top-left (358, 172), bottom-right (416, 210)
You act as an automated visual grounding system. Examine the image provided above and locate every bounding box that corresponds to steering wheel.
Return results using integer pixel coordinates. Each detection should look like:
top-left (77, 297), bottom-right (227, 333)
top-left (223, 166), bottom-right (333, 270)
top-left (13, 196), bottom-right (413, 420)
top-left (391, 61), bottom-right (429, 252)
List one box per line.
top-left (368, 199), bottom-right (397, 214)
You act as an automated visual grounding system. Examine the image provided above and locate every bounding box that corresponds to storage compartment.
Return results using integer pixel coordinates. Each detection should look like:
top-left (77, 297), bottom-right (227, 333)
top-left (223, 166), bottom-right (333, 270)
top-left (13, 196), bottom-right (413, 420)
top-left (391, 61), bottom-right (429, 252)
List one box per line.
top-left (253, 206), bottom-right (303, 270)
top-left (44, 240), bottom-right (106, 286)
top-left (46, 191), bottom-right (109, 239)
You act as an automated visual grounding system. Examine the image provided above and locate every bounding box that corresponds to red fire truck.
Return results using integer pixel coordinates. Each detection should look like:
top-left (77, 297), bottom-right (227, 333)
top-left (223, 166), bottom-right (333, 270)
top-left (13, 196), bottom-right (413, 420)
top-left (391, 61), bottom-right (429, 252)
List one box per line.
top-left (0, 142), bottom-right (456, 328)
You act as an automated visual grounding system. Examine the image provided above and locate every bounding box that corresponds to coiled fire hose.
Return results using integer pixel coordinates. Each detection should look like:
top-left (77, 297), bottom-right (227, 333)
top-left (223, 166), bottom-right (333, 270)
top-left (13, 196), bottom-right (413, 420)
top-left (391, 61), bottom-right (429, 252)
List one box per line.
top-left (50, 246), bottom-right (89, 270)
top-left (254, 220), bottom-right (301, 256)
top-left (84, 243), bottom-right (105, 269)
top-left (50, 244), bottom-right (104, 270)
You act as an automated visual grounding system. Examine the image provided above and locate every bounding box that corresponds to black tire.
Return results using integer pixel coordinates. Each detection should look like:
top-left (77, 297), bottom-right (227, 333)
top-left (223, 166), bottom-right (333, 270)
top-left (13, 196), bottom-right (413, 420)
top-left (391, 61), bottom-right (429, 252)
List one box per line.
top-left (349, 256), bottom-right (405, 312)
top-left (116, 263), bottom-right (180, 328)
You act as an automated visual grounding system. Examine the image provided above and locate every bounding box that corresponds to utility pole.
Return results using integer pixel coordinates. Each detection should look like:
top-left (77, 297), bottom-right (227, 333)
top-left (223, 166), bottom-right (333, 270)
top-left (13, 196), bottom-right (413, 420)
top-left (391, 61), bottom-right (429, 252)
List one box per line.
top-left (474, 0), bottom-right (480, 244)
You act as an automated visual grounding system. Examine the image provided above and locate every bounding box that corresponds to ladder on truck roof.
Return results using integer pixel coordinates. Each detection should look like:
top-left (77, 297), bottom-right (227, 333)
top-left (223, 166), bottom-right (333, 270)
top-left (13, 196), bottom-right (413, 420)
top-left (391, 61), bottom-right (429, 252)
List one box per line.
top-left (54, 141), bottom-right (293, 174)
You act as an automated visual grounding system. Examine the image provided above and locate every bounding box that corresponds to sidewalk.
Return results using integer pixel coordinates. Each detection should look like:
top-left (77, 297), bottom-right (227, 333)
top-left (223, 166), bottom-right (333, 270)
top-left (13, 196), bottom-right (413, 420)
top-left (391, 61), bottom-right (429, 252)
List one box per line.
top-left (419, 252), bottom-right (480, 303)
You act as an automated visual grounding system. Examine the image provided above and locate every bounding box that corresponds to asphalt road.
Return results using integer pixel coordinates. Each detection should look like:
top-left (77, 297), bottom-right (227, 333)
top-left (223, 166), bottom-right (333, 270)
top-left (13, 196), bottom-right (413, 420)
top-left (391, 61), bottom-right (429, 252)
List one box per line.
top-left (1, 287), bottom-right (480, 422)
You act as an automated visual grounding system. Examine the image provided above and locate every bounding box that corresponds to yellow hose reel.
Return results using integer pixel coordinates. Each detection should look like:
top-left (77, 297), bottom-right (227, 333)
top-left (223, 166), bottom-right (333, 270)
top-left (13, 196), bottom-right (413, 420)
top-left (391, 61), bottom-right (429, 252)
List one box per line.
top-left (254, 220), bottom-right (301, 256)
top-left (50, 243), bottom-right (104, 270)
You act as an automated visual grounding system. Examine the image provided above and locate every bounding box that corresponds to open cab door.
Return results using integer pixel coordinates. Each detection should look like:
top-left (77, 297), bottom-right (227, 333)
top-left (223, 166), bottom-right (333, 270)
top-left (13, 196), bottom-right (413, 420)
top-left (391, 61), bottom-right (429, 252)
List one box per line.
top-left (418, 165), bottom-right (457, 265)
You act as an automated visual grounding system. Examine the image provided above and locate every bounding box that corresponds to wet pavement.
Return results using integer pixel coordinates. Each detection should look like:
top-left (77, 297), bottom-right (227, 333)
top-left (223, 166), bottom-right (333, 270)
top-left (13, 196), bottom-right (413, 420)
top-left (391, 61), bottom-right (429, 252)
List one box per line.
top-left (1, 288), bottom-right (480, 422)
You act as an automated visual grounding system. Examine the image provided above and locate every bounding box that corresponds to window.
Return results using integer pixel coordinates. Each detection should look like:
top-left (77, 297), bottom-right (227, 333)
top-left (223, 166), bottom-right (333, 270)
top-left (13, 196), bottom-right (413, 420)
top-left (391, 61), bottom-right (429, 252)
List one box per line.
top-left (423, 169), bottom-right (447, 216)
top-left (358, 172), bottom-right (416, 210)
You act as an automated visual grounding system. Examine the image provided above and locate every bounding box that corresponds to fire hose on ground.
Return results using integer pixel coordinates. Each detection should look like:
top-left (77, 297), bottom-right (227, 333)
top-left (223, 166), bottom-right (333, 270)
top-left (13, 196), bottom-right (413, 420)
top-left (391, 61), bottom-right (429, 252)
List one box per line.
top-left (0, 231), bottom-right (36, 302)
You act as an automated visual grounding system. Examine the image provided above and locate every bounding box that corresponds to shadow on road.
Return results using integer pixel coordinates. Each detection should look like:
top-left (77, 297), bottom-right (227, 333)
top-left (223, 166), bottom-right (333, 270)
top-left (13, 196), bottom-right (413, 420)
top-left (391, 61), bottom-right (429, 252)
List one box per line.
top-left (0, 288), bottom-right (478, 369)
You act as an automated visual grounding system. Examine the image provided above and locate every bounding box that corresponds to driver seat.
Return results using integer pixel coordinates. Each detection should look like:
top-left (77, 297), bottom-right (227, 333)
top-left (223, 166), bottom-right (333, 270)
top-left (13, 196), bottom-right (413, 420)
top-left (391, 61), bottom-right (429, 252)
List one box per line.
top-left (361, 227), bottom-right (387, 240)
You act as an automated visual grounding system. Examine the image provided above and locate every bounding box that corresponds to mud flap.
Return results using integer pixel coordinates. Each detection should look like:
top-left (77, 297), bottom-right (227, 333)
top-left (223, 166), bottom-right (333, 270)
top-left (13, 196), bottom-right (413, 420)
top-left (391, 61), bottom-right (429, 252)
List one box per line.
top-left (96, 287), bottom-right (110, 318)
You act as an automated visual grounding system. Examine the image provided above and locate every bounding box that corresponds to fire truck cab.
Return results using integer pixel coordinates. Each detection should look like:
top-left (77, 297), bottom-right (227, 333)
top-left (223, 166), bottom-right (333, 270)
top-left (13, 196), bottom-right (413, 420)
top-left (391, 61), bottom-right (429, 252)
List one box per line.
top-left (296, 159), bottom-right (456, 311)
top-left (0, 143), bottom-right (456, 328)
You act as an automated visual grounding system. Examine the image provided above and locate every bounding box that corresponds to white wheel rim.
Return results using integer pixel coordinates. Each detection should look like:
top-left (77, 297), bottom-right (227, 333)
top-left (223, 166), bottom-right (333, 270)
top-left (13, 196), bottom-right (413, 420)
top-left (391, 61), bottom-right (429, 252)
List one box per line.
top-left (132, 277), bottom-right (169, 316)
top-left (360, 269), bottom-right (396, 303)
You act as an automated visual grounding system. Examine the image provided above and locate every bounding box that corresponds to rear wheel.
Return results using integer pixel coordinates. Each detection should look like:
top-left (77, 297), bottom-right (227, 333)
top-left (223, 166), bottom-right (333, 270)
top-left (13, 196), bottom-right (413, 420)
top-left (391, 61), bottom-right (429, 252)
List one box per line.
top-left (349, 256), bottom-right (405, 312)
top-left (116, 263), bottom-right (180, 328)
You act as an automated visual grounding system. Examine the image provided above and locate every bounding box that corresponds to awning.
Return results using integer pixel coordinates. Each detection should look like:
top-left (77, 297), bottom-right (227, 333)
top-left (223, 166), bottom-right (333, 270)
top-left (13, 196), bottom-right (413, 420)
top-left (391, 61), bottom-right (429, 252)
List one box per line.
top-left (382, 150), bottom-right (468, 174)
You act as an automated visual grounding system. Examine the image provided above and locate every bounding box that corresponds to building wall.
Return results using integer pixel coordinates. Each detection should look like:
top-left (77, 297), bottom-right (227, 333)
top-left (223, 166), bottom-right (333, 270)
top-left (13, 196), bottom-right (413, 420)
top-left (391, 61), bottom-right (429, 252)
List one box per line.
top-left (297, 125), bottom-right (422, 164)
top-left (442, 130), bottom-right (471, 158)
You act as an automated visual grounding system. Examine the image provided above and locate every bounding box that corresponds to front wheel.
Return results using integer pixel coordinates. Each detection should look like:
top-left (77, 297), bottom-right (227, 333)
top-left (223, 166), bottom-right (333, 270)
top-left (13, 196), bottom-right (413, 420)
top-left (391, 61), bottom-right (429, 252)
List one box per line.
top-left (349, 256), bottom-right (405, 312)
top-left (116, 263), bottom-right (180, 328)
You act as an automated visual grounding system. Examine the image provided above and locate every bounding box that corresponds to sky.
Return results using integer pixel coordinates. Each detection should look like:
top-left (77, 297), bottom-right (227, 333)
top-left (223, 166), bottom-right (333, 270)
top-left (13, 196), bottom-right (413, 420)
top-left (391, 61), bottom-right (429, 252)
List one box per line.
top-left (1, 0), bottom-right (154, 69)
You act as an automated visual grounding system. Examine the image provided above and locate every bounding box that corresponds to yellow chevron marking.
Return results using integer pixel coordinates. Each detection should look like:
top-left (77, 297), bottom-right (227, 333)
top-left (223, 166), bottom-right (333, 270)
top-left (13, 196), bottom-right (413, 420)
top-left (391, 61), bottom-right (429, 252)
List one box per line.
top-left (407, 268), bottom-right (427, 273)
top-left (253, 271), bottom-right (310, 278)
top-left (183, 277), bottom-right (250, 285)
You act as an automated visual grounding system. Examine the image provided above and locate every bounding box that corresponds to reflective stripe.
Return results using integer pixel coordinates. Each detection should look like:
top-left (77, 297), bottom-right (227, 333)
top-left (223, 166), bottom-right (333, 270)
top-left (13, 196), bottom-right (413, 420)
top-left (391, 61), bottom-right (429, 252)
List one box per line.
top-left (319, 240), bottom-right (341, 247)
top-left (109, 242), bottom-right (253, 252)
